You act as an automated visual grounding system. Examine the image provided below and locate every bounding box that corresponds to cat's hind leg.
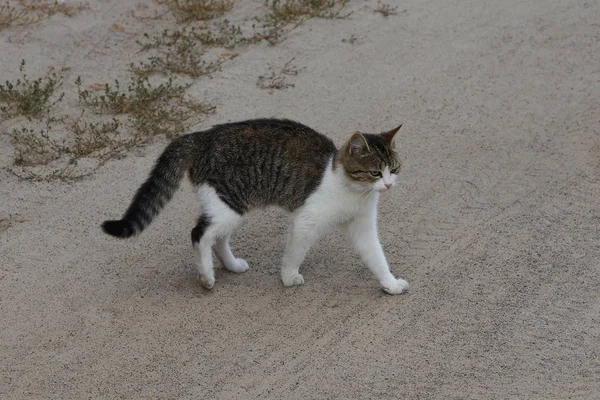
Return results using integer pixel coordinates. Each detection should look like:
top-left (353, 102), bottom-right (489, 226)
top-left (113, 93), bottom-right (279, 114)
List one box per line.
top-left (214, 234), bottom-right (249, 273)
top-left (192, 185), bottom-right (243, 289)
top-left (191, 214), bottom-right (216, 289)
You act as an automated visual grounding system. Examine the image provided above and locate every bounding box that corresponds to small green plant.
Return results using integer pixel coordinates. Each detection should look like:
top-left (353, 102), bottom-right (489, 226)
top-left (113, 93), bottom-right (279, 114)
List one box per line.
top-left (6, 74), bottom-right (214, 182)
top-left (373, 1), bottom-right (398, 17)
top-left (265, 0), bottom-right (350, 23)
top-left (196, 19), bottom-right (252, 48)
top-left (10, 125), bottom-right (64, 166)
top-left (342, 33), bottom-right (358, 44)
top-left (257, 57), bottom-right (303, 91)
top-left (0, 0), bottom-right (88, 31)
top-left (0, 2), bottom-right (41, 30)
top-left (132, 21), bottom-right (253, 77)
top-left (258, 0), bottom-right (350, 44)
top-left (132, 28), bottom-right (221, 78)
top-left (76, 75), bottom-right (214, 138)
top-left (157, 0), bottom-right (233, 23)
top-left (0, 60), bottom-right (65, 119)
top-left (76, 75), bottom-right (185, 115)
top-left (20, 0), bottom-right (89, 17)
top-left (9, 117), bottom-right (127, 163)
top-left (69, 117), bottom-right (138, 157)
top-left (8, 116), bottom-right (141, 181)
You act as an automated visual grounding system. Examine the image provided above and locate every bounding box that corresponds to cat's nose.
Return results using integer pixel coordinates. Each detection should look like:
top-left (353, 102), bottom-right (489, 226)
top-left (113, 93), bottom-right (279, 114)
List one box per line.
top-left (385, 183), bottom-right (392, 189)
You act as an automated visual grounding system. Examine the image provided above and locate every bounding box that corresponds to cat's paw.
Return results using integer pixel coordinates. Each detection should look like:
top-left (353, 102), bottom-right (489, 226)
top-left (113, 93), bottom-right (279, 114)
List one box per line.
top-left (198, 274), bottom-right (215, 290)
top-left (281, 273), bottom-right (304, 287)
top-left (381, 278), bottom-right (409, 295)
top-left (224, 258), bottom-right (250, 273)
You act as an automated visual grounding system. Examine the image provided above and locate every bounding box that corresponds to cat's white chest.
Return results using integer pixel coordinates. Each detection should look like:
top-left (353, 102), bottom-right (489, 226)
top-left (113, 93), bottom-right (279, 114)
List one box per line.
top-left (301, 160), bottom-right (378, 226)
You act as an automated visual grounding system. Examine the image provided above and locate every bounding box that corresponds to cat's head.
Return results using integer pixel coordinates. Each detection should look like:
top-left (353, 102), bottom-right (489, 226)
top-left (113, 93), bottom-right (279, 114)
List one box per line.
top-left (339, 125), bottom-right (402, 192)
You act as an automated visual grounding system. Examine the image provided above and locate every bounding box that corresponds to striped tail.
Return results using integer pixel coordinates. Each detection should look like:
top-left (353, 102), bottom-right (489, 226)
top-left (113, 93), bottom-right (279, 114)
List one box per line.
top-left (101, 134), bottom-right (194, 238)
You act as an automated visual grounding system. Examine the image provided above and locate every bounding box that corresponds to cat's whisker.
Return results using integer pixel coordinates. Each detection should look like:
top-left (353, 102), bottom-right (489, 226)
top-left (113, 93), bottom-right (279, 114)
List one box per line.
top-left (359, 187), bottom-right (374, 198)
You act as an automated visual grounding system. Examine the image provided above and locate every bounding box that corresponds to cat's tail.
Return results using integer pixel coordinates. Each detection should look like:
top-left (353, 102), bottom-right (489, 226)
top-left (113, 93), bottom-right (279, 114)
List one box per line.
top-left (101, 133), bottom-right (195, 238)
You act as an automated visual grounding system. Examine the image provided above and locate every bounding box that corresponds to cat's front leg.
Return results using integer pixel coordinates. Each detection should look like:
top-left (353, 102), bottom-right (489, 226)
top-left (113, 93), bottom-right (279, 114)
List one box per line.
top-left (280, 214), bottom-right (325, 287)
top-left (346, 216), bottom-right (408, 295)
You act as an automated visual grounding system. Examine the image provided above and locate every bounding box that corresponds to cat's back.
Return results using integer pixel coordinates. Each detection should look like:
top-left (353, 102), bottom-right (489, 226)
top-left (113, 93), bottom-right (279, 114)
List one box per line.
top-left (197, 118), bottom-right (337, 169)
top-left (208, 118), bottom-right (335, 152)
top-left (190, 119), bottom-right (338, 212)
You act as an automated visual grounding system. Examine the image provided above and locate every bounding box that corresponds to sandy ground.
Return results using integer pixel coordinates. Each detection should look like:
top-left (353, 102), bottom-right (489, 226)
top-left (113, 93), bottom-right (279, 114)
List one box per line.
top-left (1, 0), bottom-right (600, 398)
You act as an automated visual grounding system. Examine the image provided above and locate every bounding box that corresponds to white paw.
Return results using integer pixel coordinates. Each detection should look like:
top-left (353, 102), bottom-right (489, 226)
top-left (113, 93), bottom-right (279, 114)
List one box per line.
top-left (224, 258), bottom-right (250, 273)
top-left (198, 274), bottom-right (215, 290)
top-left (381, 278), bottom-right (409, 295)
top-left (281, 273), bottom-right (304, 287)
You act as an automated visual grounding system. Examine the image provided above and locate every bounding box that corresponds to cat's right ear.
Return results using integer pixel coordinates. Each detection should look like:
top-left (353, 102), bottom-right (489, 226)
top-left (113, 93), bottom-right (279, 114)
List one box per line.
top-left (382, 124), bottom-right (402, 148)
top-left (348, 133), bottom-right (370, 155)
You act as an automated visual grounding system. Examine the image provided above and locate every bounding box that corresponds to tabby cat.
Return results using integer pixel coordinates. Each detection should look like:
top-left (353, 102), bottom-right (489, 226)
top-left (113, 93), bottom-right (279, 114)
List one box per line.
top-left (102, 119), bottom-right (408, 294)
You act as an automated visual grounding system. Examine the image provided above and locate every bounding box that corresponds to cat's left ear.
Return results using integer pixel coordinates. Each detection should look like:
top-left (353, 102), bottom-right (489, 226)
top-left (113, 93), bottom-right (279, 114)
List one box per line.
top-left (348, 132), bottom-right (370, 155)
top-left (382, 124), bottom-right (402, 148)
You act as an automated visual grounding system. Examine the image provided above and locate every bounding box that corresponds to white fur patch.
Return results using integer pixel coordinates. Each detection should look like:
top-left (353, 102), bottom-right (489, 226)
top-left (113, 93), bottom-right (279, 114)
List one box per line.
top-left (278, 158), bottom-right (408, 293)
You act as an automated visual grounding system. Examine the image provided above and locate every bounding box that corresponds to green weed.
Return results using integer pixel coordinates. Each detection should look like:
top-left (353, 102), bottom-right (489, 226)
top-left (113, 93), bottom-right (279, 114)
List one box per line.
top-left (76, 75), bottom-right (214, 138)
top-left (258, 0), bottom-right (351, 44)
top-left (373, 1), bottom-right (398, 17)
top-left (157, 0), bottom-right (233, 23)
top-left (0, 60), bottom-right (65, 119)
top-left (256, 57), bottom-right (303, 91)
top-left (0, 0), bottom-right (88, 31)
top-left (10, 125), bottom-right (64, 166)
top-left (9, 116), bottom-right (140, 181)
top-left (132, 20), bottom-right (254, 77)
top-left (132, 28), bottom-right (221, 78)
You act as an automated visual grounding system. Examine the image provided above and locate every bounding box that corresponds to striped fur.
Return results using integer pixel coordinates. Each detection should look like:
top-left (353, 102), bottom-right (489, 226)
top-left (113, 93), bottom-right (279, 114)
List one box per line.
top-left (101, 134), bottom-right (195, 238)
top-left (102, 119), bottom-right (336, 237)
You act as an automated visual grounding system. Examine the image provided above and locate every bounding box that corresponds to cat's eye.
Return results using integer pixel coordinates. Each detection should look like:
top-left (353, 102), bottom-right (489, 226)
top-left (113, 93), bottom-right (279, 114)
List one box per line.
top-left (369, 171), bottom-right (382, 177)
top-left (390, 167), bottom-right (399, 174)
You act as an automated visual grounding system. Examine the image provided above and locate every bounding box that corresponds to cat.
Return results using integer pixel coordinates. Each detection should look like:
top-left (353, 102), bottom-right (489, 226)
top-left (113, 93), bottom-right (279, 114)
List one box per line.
top-left (102, 118), bottom-right (408, 294)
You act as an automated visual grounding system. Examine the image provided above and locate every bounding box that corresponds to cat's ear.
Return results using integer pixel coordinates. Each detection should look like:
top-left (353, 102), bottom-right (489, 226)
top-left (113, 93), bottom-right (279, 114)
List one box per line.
top-left (382, 124), bottom-right (402, 148)
top-left (348, 133), bottom-right (370, 155)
